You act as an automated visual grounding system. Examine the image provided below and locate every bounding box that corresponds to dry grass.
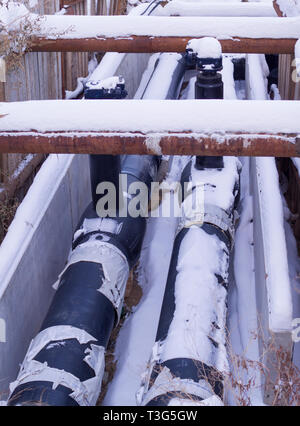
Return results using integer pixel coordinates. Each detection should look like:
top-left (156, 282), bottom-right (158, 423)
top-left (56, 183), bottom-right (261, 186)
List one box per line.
top-left (0, 1), bottom-right (44, 71)
top-left (0, 1), bottom-right (72, 71)
top-left (97, 266), bottom-right (143, 405)
top-left (0, 195), bottom-right (19, 243)
top-left (138, 323), bottom-right (300, 406)
top-left (223, 326), bottom-right (300, 406)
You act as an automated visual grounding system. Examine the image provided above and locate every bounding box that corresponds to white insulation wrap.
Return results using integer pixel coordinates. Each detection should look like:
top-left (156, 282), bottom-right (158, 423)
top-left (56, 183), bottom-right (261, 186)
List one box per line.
top-left (137, 339), bottom-right (223, 406)
top-left (190, 156), bottom-right (241, 213)
top-left (9, 325), bottom-right (105, 406)
top-left (138, 365), bottom-right (217, 406)
top-left (178, 156), bottom-right (240, 240)
top-left (56, 237), bottom-right (129, 320)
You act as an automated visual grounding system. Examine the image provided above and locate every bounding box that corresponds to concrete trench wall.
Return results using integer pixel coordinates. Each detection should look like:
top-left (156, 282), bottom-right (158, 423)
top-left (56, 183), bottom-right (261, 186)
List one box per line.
top-left (246, 54), bottom-right (293, 404)
top-left (0, 52), bottom-right (150, 398)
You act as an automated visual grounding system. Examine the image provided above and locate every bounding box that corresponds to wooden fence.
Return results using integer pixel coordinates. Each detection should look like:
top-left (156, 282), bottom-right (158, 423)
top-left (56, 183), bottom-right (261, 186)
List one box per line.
top-left (278, 54), bottom-right (300, 100)
top-left (0, 0), bottom-right (123, 197)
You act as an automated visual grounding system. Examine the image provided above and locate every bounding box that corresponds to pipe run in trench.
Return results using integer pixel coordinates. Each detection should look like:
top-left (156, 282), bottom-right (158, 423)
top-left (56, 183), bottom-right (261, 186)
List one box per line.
top-left (7, 53), bottom-right (186, 406)
top-left (137, 156), bottom-right (241, 406)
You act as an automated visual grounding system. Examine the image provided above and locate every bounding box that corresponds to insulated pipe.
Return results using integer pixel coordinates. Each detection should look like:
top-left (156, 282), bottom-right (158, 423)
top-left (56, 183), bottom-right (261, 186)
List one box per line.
top-left (189, 37), bottom-right (224, 169)
top-left (89, 154), bottom-right (121, 210)
top-left (137, 156), bottom-right (241, 406)
top-left (86, 78), bottom-right (128, 211)
top-left (7, 154), bottom-right (160, 406)
top-left (141, 53), bottom-right (186, 100)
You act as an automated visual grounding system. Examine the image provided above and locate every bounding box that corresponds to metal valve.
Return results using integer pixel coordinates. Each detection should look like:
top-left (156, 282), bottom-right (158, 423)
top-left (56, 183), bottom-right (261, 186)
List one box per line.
top-left (84, 76), bottom-right (127, 99)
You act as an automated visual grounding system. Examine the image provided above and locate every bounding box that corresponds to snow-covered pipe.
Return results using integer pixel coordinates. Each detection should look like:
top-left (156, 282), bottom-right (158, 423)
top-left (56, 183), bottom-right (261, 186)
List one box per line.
top-left (187, 37), bottom-right (224, 169)
top-left (161, 1), bottom-right (277, 17)
top-left (7, 154), bottom-right (159, 406)
top-left (137, 156), bottom-right (240, 406)
top-left (141, 53), bottom-right (186, 100)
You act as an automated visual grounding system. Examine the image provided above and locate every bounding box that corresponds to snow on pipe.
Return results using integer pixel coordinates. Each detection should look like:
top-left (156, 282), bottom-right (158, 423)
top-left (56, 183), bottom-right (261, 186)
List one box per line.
top-left (137, 156), bottom-right (241, 407)
top-left (137, 39), bottom-right (240, 406)
top-left (141, 53), bottom-right (186, 100)
top-left (186, 38), bottom-right (224, 169)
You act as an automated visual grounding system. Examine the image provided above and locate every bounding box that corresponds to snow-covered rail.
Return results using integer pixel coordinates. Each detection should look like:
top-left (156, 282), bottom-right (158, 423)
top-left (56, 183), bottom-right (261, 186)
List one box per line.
top-left (28, 15), bottom-right (299, 54)
top-left (0, 100), bottom-right (299, 157)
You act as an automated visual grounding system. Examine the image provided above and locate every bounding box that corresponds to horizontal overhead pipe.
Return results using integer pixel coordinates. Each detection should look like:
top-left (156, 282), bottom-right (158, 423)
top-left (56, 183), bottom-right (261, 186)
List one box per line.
top-left (1, 100), bottom-right (300, 156)
top-left (27, 14), bottom-right (300, 53)
top-left (30, 36), bottom-right (296, 54)
top-left (0, 132), bottom-right (299, 157)
top-left (1, 99), bottom-right (299, 134)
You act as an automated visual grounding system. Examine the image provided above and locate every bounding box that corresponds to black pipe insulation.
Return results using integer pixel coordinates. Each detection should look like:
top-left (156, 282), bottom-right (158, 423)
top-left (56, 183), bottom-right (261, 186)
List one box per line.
top-left (187, 41), bottom-right (224, 170)
top-left (8, 154), bottom-right (160, 406)
top-left (194, 66), bottom-right (224, 170)
top-left (89, 155), bottom-right (121, 211)
top-left (165, 55), bottom-right (187, 101)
